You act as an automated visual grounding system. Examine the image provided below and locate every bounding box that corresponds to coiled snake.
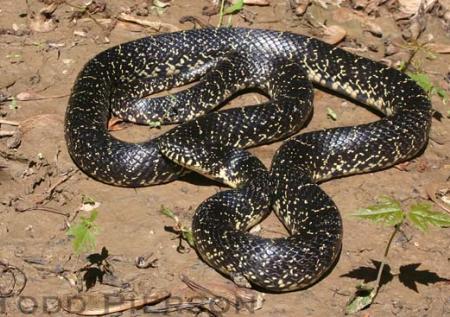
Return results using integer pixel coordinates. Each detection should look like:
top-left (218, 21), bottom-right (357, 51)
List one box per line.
top-left (65, 28), bottom-right (432, 291)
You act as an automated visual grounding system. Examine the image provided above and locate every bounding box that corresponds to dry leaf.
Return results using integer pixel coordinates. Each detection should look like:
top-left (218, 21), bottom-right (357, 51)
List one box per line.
top-left (425, 182), bottom-right (450, 213)
top-left (108, 117), bottom-right (127, 131)
top-left (294, 0), bottom-right (311, 15)
top-left (322, 25), bottom-right (347, 44)
top-left (364, 21), bottom-right (383, 37)
top-left (398, 0), bottom-right (436, 16)
top-left (29, 3), bottom-right (58, 33)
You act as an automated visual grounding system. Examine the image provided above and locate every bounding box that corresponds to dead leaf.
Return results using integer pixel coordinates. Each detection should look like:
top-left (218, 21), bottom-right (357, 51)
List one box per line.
top-left (425, 182), bottom-right (450, 213)
top-left (315, 0), bottom-right (343, 9)
top-left (294, 0), bottom-right (311, 15)
top-left (364, 21), bottom-right (383, 37)
top-left (395, 161), bottom-right (411, 171)
top-left (61, 291), bottom-right (170, 315)
top-left (398, 0), bottom-right (437, 16)
top-left (322, 25), bottom-right (347, 44)
top-left (108, 117), bottom-right (127, 131)
top-left (351, 0), bottom-right (368, 10)
top-left (6, 130), bottom-right (22, 149)
top-left (29, 3), bottom-right (58, 33)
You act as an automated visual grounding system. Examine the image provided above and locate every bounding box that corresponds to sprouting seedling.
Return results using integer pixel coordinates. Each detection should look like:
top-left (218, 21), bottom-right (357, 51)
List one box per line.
top-left (67, 197), bottom-right (101, 255)
top-left (160, 205), bottom-right (195, 249)
top-left (217, 0), bottom-right (244, 27)
top-left (345, 196), bottom-right (450, 314)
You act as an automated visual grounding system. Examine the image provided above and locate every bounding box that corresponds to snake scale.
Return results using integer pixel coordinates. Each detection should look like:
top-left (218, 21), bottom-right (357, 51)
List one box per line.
top-left (65, 27), bottom-right (432, 291)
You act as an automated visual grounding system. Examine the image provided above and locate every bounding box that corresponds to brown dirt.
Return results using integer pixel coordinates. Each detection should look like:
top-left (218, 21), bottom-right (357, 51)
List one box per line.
top-left (1, 0), bottom-right (450, 316)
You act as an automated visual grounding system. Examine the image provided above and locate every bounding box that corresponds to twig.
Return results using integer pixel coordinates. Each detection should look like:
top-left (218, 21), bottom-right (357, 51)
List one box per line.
top-left (0, 119), bottom-right (20, 126)
top-left (46, 170), bottom-right (77, 199)
top-left (30, 170), bottom-right (77, 206)
top-left (117, 13), bottom-right (179, 32)
top-left (0, 131), bottom-right (15, 137)
top-left (17, 206), bottom-right (69, 217)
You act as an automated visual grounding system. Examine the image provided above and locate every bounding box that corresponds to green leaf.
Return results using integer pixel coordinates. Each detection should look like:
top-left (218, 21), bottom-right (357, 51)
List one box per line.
top-left (182, 229), bottom-right (195, 248)
top-left (353, 196), bottom-right (405, 226)
top-left (435, 87), bottom-right (448, 104)
top-left (67, 210), bottom-right (99, 254)
top-left (407, 202), bottom-right (450, 232)
top-left (82, 194), bottom-right (97, 205)
top-left (397, 61), bottom-right (406, 72)
top-left (326, 107), bottom-right (337, 120)
top-left (160, 205), bottom-right (175, 219)
top-left (147, 120), bottom-right (161, 129)
top-left (345, 284), bottom-right (377, 314)
top-left (224, 0), bottom-right (244, 15)
top-left (406, 72), bottom-right (434, 93)
top-left (9, 97), bottom-right (18, 110)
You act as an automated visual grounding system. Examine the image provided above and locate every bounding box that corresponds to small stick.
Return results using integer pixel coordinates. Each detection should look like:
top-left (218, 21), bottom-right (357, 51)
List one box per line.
top-left (0, 119), bottom-right (20, 126)
top-left (0, 131), bottom-right (15, 137)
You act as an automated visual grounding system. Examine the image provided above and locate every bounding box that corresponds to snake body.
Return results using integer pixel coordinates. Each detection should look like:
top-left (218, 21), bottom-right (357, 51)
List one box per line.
top-left (65, 28), bottom-right (432, 291)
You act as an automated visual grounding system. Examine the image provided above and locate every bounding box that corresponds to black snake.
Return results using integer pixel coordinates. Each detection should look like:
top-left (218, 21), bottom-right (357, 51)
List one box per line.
top-left (65, 28), bottom-right (432, 291)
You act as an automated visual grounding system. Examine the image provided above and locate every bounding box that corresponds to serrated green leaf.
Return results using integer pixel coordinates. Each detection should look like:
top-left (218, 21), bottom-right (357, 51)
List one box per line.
top-left (224, 0), bottom-right (244, 15)
top-left (353, 196), bottom-right (405, 226)
top-left (67, 210), bottom-right (99, 254)
top-left (406, 72), bottom-right (434, 93)
top-left (407, 202), bottom-right (450, 232)
top-left (345, 284), bottom-right (377, 314)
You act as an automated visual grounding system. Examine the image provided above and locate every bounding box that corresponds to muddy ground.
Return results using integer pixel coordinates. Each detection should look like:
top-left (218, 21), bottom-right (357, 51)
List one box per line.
top-left (1, 0), bottom-right (450, 316)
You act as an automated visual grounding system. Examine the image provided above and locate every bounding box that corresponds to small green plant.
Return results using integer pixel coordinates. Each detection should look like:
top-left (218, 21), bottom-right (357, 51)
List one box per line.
top-left (160, 206), bottom-right (195, 249)
top-left (147, 119), bottom-right (162, 129)
top-left (398, 62), bottom-right (448, 104)
top-left (217, 0), bottom-right (244, 27)
top-left (345, 196), bottom-right (450, 314)
top-left (9, 97), bottom-right (18, 110)
top-left (67, 198), bottom-right (101, 254)
top-left (326, 107), bottom-right (338, 121)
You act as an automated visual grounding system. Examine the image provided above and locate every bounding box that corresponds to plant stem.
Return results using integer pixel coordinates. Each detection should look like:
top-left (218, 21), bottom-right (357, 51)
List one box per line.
top-left (373, 223), bottom-right (401, 294)
top-left (217, 0), bottom-right (226, 27)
